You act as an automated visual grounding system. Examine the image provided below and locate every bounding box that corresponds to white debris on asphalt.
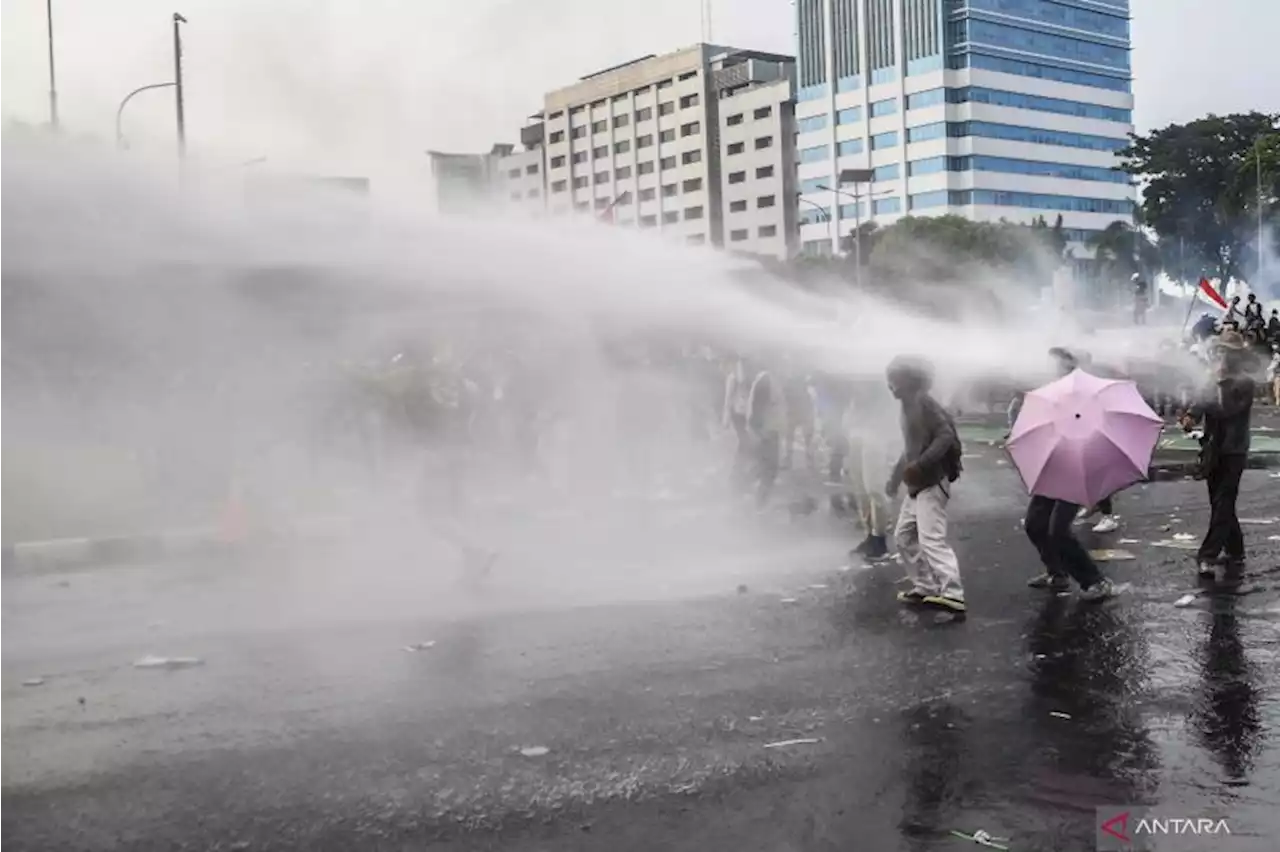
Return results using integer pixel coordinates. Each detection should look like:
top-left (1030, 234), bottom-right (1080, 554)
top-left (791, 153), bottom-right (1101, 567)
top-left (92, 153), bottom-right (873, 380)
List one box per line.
top-left (1049, 711), bottom-right (1072, 720)
top-left (403, 641), bottom-right (437, 652)
top-left (1240, 517), bottom-right (1280, 525)
top-left (1173, 533), bottom-right (1196, 541)
top-left (1174, 594), bottom-right (1199, 608)
top-left (807, 584), bottom-right (827, 590)
top-left (132, 655), bottom-right (204, 670)
top-left (22, 677), bottom-right (46, 687)
top-left (1152, 539), bottom-right (1198, 550)
top-left (519, 745), bottom-right (550, 757)
top-left (779, 597), bottom-right (799, 604)
top-left (1118, 538), bottom-right (1142, 544)
top-left (762, 738), bottom-right (822, 749)
top-left (1089, 549), bottom-right (1135, 561)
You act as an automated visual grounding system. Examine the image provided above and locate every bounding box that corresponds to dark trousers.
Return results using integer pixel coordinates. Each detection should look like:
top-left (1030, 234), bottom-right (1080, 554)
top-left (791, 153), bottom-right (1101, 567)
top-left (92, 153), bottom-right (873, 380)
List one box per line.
top-left (1025, 495), bottom-right (1104, 589)
top-left (754, 432), bottom-right (780, 506)
top-left (1198, 454), bottom-right (1247, 562)
top-left (1097, 496), bottom-right (1113, 515)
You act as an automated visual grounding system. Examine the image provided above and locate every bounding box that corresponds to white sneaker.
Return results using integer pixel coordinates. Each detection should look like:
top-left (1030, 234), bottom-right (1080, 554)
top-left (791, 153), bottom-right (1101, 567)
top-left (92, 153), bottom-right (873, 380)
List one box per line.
top-left (1092, 515), bottom-right (1120, 534)
top-left (1075, 506), bottom-right (1096, 525)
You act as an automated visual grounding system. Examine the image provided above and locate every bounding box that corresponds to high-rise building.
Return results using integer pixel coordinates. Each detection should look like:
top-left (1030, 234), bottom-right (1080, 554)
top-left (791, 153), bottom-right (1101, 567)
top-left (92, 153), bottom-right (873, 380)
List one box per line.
top-left (488, 44), bottom-right (799, 259)
top-left (794, 0), bottom-right (1134, 255)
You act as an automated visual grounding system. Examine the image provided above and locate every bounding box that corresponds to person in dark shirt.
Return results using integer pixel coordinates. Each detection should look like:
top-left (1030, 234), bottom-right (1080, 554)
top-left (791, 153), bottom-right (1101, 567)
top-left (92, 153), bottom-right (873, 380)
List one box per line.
top-left (1181, 330), bottom-right (1255, 583)
top-left (1191, 313), bottom-right (1218, 342)
top-left (1268, 309), bottom-right (1280, 341)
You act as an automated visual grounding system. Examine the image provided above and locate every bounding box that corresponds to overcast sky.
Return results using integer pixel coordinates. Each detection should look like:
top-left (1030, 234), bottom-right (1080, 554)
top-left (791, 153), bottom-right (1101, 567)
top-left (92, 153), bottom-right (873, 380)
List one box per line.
top-left (3, 0), bottom-right (1277, 179)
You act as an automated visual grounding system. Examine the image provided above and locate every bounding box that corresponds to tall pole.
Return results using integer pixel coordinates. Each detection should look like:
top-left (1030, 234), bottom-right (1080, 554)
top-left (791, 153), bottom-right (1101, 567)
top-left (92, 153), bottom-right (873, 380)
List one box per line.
top-left (1258, 137), bottom-right (1265, 282)
top-left (173, 13), bottom-right (188, 158)
top-left (46, 0), bottom-right (59, 129)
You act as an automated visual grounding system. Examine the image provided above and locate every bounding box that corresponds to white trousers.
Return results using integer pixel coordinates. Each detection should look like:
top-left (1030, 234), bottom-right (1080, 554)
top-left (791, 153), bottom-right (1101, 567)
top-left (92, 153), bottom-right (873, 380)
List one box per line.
top-left (894, 483), bottom-right (964, 601)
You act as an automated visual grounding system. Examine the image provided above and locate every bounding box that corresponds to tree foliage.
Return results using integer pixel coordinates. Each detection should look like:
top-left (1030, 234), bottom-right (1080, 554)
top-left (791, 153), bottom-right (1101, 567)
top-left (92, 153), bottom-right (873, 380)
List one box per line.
top-left (1120, 111), bottom-right (1280, 284)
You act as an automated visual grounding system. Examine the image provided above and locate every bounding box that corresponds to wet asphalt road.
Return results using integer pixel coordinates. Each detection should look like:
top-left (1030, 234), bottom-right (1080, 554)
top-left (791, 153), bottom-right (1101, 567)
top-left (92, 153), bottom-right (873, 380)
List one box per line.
top-left (4, 464), bottom-right (1280, 852)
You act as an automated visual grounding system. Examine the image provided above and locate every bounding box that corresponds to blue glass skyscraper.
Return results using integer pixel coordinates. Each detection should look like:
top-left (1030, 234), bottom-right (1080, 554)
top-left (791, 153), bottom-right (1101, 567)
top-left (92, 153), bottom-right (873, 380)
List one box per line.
top-left (794, 0), bottom-right (1134, 255)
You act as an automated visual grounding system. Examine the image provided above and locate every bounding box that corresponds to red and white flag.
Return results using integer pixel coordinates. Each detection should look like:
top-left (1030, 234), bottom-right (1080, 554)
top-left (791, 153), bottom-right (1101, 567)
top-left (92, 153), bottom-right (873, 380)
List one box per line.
top-left (1198, 277), bottom-right (1229, 310)
top-left (597, 191), bottom-right (631, 224)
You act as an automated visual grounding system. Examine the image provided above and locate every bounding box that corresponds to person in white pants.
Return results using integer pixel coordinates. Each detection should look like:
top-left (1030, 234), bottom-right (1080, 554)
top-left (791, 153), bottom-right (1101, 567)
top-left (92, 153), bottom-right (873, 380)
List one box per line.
top-left (885, 356), bottom-right (966, 615)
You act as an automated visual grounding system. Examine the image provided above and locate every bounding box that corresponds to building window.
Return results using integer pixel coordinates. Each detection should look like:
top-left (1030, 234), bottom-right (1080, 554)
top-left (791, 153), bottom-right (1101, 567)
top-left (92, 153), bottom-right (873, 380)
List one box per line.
top-left (727, 113), bottom-right (744, 126)
top-left (870, 131), bottom-right (899, 149)
top-left (907, 156), bottom-right (947, 176)
top-left (569, 105), bottom-right (584, 115)
top-left (549, 130), bottom-right (565, 144)
top-left (590, 98), bottom-right (606, 109)
top-left (637, 161), bottom-right (655, 175)
top-left (572, 176), bottom-right (588, 189)
top-left (754, 136), bottom-right (773, 150)
top-left (837, 139), bottom-right (863, 156)
top-left (593, 145), bottom-right (608, 158)
top-left (611, 92), bottom-right (628, 103)
top-left (681, 149), bottom-right (702, 165)
top-left (836, 107), bottom-right (862, 125)
top-left (660, 129), bottom-right (676, 143)
top-left (548, 110), bottom-right (564, 120)
top-left (798, 177), bottom-right (826, 193)
top-left (551, 180), bottom-right (567, 193)
top-left (640, 214), bottom-right (657, 228)
top-left (572, 151), bottom-right (587, 164)
top-left (662, 183), bottom-right (678, 197)
top-left (591, 119), bottom-right (607, 133)
top-left (616, 191), bottom-right (633, 205)
top-left (574, 201), bottom-right (589, 212)
top-left (527, 187), bottom-right (540, 198)
top-left (658, 79), bottom-right (673, 90)
top-left (571, 126), bottom-right (587, 139)
top-left (909, 190), bottom-right (949, 210)
top-left (797, 145), bottom-right (827, 164)
top-left (659, 102), bottom-right (675, 116)
top-left (594, 171), bottom-right (609, 184)
top-left (873, 197), bottom-right (902, 215)
top-left (753, 106), bottom-right (772, 120)
top-left (509, 191), bottom-right (522, 201)
top-left (684, 205), bottom-right (704, 220)
top-left (756, 165), bottom-right (774, 179)
top-left (730, 199), bottom-right (748, 212)
top-left (636, 106), bottom-right (653, 122)
top-left (727, 141), bottom-right (745, 155)
top-left (797, 114), bottom-right (828, 134)
top-left (639, 188), bottom-right (656, 201)
top-left (525, 163), bottom-right (538, 175)
top-left (681, 121), bottom-right (700, 137)
top-left (758, 224), bottom-right (777, 238)
top-left (679, 93), bottom-right (699, 109)
top-left (660, 155), bottom-right (677, 170)
top-left (662, 211), bottom-right (679, 224)
top-left (682, 177), bottom-right (703, 192)
top-left (615, 140), bottom-right (630, 154)
top-left (873, 163), bottom-right (900, 181)
top-left (906, 89), bottom-right (945, 110)
top-left (757, 195), bottom-right (776, 208)
top-left (506, 168), bottom-right (520, 179)
top-left (948, 86), bottom-right (1132, 123)
top-left (906, 122), bottom-right (946, 143)
top-left (869, 98), bottom-right (898, 117)
top-left (616, 165), bottom-right (632, 179)
top-left (595, 197), bottom-right (611, 209)
top-left (730, 229), bottom-right (749, 242)
top-left (678, 70), bottom-right (697, 81)
top-left (614, 113), bottom-right (631, 128)
top-left (686, 233), bottom-right (706, 245)
top-left (728, 171), bottom-right (746, 184)
top-left (636, 134), bottom-right (653, 149)
top-left (948, 121), bottom-right (1128, 152)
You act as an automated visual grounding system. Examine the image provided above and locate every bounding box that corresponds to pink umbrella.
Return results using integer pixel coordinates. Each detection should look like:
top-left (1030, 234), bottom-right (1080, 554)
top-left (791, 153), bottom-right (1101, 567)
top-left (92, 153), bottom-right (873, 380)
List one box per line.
top-left (1007, 369), bottom-right (1164, 507)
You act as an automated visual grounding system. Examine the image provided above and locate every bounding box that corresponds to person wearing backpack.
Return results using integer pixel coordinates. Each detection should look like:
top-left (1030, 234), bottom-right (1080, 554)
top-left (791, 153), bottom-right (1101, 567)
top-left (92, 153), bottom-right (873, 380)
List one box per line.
top-left (884, 356), bottom-right (967, 616)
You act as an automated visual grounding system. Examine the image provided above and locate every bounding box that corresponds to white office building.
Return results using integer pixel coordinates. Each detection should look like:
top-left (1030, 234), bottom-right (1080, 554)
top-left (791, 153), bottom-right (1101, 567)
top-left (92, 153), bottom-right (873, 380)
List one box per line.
top-left (488, 45), bottom-right (798, 259)
top-left (794, 0), bottom-right (1135, 255)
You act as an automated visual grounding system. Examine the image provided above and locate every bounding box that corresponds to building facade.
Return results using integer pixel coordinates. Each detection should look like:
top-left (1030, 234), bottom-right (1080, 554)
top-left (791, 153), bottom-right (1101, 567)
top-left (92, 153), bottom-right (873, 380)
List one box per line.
top-left (794, 0), bottom-right (1134, 255)
top-left (485, 45), bottom-right (797, 259)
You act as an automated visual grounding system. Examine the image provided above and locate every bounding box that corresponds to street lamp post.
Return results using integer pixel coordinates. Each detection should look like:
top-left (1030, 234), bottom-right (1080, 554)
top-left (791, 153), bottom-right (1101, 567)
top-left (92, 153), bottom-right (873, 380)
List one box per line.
top-left (116, 82), bottom-right (177, 149)
top-left (173, 13), bottom-right (189, 158)
top-left (46, 0), bottom-right (59, 129)
top-left (821, 169), bottom-right (892, 288)
top-left (797, 197), bottom-right (833, 254)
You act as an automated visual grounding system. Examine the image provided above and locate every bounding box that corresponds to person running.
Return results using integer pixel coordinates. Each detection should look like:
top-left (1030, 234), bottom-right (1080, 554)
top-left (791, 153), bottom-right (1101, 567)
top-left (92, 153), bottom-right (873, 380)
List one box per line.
top-left (747, 363), bottom-right (786, 508)
top-left (884, 356), bottom-right (966, 616)
top-left (1181, 330), bottom-right (1255, 583)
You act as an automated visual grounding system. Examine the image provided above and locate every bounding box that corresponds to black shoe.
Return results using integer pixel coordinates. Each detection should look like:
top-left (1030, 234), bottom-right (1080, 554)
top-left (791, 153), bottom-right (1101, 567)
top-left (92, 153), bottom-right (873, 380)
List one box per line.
top-left (851, 536), bottom-right (872, 556)
top-left (1027, 572), bottom-right (1070, 591)
top-left (863, 535), bottom-right (889, 560)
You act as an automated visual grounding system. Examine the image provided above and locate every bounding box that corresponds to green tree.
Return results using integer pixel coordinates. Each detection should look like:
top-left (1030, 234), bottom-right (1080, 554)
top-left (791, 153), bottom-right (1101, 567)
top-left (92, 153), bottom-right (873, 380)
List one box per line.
top-left (1120, 111), bottom-right (1280, 284)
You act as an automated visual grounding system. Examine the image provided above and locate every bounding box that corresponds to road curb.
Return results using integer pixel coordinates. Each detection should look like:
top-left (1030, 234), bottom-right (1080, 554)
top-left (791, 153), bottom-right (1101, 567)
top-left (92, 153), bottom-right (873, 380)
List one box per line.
top-left (1, 519), bottom-right (349, 574)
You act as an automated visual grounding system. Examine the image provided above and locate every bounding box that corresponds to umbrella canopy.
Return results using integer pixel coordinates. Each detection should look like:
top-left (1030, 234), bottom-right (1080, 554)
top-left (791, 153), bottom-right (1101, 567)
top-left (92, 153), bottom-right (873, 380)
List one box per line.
top-left (1007, 369), bottom-right (1163, 507)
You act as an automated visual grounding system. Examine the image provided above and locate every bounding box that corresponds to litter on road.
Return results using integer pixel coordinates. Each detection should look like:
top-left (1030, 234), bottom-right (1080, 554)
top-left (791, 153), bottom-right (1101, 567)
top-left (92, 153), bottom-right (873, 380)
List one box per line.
top-left (778, 597), bottom-right (799, 604)
top-left (1172, 532), bottom-right (1196, 541)
top-left (1089, 549), bottom-right (1135, 561)
top-left (403, 641), bottom-right (437, 652)
top-left (132, 655), bottom-right (204, 670)
top-left (762, 738), bottom-right (822, 749)
top-left (1240, 517), bottom-right (1280, 525)
top-left (1049, 711), bottom-right (1072, 720)
top-left (1174, 593), bottom-right (1200, 608)
top-left (1152, 539), bottom-right (1198, 550)
top-left (1118, 538), bottom-right (1142, 544)
top-left (22, 677), bottom-right (45, 687)
top-left (950, 829), bottom-right (1011, 850)
top-left (519, 746), bottom-right (550, 757)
